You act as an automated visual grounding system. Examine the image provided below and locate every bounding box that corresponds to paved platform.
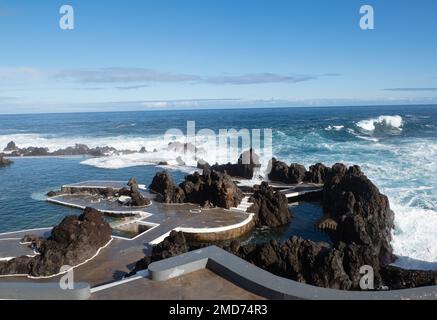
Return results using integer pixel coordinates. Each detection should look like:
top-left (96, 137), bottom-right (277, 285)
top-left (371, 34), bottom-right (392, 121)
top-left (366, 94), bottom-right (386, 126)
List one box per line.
top-left (91, 269), bottom-right (264, 300)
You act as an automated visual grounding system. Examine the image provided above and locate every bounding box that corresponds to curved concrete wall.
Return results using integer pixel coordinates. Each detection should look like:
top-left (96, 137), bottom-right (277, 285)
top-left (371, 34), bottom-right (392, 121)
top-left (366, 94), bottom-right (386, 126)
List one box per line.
top-left (148, 246), bottom-right (437, 300)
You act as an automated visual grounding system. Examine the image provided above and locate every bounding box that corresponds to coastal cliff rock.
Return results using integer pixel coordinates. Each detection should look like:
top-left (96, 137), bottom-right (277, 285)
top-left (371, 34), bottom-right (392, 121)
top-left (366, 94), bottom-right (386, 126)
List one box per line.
top-left (268, 158), bottom-right (307, 184)
top-left (322, 164), bottom-right (395, 264)
top-left (118, 178), bottom-right (151, 207)
top-left (0, 207), bottom-right (112, 277)
top-left (211, 149), bottom-right (261, 179)
top-left (0, 154), bottom-right (12, 166)
top-left (180, 169), bottom-right (244, 209)
top-left (248, 182), bottom-right (291, 227)
top-left (149, 171), bottom-right (186, 203)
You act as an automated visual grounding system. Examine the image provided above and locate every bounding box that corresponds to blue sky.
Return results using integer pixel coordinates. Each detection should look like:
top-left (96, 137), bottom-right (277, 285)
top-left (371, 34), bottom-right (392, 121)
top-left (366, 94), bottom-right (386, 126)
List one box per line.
top-left (0, 0), bottom-right (436, 113)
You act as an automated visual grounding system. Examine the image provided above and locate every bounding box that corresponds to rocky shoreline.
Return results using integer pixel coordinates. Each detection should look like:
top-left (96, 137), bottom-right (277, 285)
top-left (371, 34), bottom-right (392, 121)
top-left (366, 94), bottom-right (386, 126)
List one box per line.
top-left (3, 147), bottom-right (437, 290)
top-left (131, 155), bottom-right (437, 290)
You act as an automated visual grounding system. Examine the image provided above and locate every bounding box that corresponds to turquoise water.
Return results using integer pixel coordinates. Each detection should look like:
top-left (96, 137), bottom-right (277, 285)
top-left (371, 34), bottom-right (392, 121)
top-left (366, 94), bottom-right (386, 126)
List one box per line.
top-left (1, 105), bottom-right (436, 267)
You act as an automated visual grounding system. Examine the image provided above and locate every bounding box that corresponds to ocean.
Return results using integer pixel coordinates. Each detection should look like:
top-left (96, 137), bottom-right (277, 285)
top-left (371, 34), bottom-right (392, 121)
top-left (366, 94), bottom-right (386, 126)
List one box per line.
top-left (0, 105), bottom-right (436, 270)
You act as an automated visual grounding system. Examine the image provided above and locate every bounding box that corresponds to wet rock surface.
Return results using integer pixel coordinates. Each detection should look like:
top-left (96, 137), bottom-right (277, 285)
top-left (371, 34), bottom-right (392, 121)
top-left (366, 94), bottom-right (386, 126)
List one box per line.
top-left (0, 207), bottom-right (112, 277)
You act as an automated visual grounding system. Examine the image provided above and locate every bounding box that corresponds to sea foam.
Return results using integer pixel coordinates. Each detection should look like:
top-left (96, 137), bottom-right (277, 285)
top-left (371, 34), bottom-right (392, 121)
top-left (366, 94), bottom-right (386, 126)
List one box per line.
top-left (356, 115), bottom-right (403, 132)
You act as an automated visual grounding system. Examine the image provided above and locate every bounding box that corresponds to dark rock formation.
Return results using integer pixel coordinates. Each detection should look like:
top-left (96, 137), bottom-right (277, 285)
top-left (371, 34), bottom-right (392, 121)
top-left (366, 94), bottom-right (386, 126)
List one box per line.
top-left (0, 154), bottom-right (12, 166)
top-left (0, 207), bottom-right (112, 277)
top-left (197, 160), bottom-right (210, 170)
top-left (322, 164), bottom-right (395, 265)
top-left (268, 158), bottom-right (307, 184)
top-left (46, 186), bottom-right (116, 198)
top-left (211, 149), bottom-right (261, 179)
top-left (304, 163), bottom-right (329, 184)
top-left (118, 178), bottom-right (151, 207)
top-left (149, 169), bottom-right (243, 209)
top-left (3, 141), bottom-right (17, 151)
top-left (52, 144), bottom-right (91, 156)
top-left (10, 146), bottom-right (50, 157)
top-left (180, 169), bottom-right (244, 209)
top-left (149, 171), bottom-right (186, 203)
top-left (8, 143), bottom-right (117, 157)
top-left (248, 182), bottom-right (291, 228)
top-left (131, 232), bottom-right (352, 290)
top-left (133, 231), bottom-right (188, 272)
top-left (380, 266), bottom-right (437, 290)
top-left (228, 237), bottom-right (353, 290)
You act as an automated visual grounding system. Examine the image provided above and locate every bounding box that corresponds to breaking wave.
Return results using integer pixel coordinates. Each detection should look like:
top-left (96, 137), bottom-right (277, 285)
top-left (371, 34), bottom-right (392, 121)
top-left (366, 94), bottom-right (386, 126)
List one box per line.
top-left (356, 115), bottom-right (403, 132)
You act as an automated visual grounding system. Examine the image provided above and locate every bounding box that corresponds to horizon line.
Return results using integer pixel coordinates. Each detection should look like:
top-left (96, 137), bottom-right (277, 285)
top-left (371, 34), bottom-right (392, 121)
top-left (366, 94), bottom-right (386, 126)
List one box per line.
top-left (0, 102), bottom-right (436, 116)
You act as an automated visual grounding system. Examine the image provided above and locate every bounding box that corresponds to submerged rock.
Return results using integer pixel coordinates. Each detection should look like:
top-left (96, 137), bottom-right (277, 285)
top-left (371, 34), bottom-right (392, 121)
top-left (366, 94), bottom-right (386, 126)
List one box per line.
top-left (0, 207), bottom-right (112, 277)
top-left (248, 182), bottom-right (291, 227)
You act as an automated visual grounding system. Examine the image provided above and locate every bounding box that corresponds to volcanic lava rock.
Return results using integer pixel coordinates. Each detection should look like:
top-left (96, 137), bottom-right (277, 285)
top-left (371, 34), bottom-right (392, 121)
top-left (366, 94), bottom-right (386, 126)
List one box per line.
top-left (0, 207), bottom-right (112, 277)
top-left (132, 231), bottom-right (189, 272)
top-left (304, 163), bottom-right (329, 184)
top-left (322, 164), bottom-right (395, 265)
top-left (52, 144), bottom-right (90, 156)
top-left (118, 178), bottom-right (151, 207)
top-left (10, 146), bottom-right (50, 157)
top-left (228, 237), bottom-right (352, 290)
top-left (248, 182), bottom-right (291, 227)
top-left (180, 169), bottom-right (244, 209)
top-left (0, 154), bottom-right (12, 166)
top-left (3, 141), bottom-right (17, 152)
top-left (149, 171), bottom-right (186, 203)
top-left (211, 149), bottom-right (261, 179)
top-left (268, 158), bottom-right (307, 184)
top-left (197, 160), bottom-right (210, 170)
top-left (380, 265), bottom-right (437, 290)
top-left (9, 143), bottom-right (117, 157)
